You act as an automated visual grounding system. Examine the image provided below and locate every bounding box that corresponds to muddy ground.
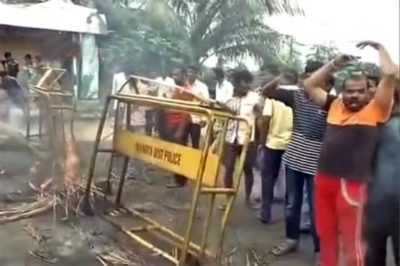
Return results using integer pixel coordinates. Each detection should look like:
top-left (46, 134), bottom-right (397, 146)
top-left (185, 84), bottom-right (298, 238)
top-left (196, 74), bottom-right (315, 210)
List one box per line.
top-left (0, 106), bottom-right (360, 266)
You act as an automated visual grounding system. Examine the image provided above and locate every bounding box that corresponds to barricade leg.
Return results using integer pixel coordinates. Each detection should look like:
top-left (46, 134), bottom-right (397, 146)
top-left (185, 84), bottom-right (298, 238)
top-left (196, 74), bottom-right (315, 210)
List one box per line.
top-left (115, 156), bottom-right (129, 205)
top-left (83, 97), bottom-right (112, 214)
top-left (179, 122), bottom-right (214, 265)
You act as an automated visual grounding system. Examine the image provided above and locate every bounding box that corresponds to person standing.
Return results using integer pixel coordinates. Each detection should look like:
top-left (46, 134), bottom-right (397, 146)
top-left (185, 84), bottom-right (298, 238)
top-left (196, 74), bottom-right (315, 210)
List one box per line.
top-left (18, 54), bottom-right (35, 95)
top-left (158, 66), bottom-right (192, 188)
top-left (110, 68), bottom-right (128, 121)
top-left (222, 70), bottom-right (261, 208)
top-left (1, 52), bottom-right (19, 78)
top-left (212, 67), bottom-right (234, 103)
top-left (262, 61), bottom-right (330, 256)
top-left (364, 85), bottom-right (400, 266)
top-left (186, 65), bottom-right (210, 148)
top-left (256, 74), bottom-right (295, 224)
top-left (303, 41), bottom-right (396, 266)
top-left (0, 71), bottom-right (27, 118)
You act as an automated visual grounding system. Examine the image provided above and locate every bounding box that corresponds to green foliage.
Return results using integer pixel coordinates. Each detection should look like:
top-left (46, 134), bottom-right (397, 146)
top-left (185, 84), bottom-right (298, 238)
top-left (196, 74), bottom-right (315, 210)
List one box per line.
top-left (306, 44), bottom-right (339, 63)
top-left (95, 0), bottom-right (302, 75)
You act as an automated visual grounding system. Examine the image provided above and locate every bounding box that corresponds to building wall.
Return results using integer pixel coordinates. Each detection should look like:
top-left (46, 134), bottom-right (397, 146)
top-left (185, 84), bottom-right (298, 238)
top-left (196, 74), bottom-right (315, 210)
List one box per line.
top-left (0, 36), bottom-right (62, 67)
top-left (0, 37), bottom-right (40, 64)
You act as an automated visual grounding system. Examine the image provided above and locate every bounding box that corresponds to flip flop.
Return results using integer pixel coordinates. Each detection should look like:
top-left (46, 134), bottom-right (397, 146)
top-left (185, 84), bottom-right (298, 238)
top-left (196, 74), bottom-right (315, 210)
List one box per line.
top-left (271, 241), bottom-right (298, 256)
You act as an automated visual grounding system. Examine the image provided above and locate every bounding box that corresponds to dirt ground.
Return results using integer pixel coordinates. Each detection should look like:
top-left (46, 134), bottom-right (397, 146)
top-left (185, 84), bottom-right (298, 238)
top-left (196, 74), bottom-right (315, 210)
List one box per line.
top-left (0, 106), bottom-right (370, 266)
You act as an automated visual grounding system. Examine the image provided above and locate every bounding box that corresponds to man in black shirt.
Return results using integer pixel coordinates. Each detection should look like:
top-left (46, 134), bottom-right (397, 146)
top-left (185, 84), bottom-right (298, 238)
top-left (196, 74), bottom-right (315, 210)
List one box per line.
top-left (1, 52), bottom-right (19, 78)
top-left (0, 71), bottom-right (27, 116)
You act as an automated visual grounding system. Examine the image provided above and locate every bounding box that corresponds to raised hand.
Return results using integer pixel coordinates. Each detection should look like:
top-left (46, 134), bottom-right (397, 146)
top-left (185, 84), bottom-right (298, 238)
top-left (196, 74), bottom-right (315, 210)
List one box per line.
top-left (356, 41), bottom-right (384, 51)
top-left (332, 54), bottom-right (358, 69)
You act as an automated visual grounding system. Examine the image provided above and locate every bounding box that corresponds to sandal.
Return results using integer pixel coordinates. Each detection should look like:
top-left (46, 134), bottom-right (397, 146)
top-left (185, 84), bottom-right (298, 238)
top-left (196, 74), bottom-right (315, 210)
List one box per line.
top-left (271, 241), bottom-right (298, 256)
top-left (218, 204), bottom-right (226, 211)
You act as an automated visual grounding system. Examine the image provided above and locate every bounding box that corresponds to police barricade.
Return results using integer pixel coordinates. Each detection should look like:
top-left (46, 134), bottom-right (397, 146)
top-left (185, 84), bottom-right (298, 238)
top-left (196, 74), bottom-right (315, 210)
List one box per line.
top-left (27, 67), bottom-right (75, 148)
top-left (82, 76), bottom-right (251, 265)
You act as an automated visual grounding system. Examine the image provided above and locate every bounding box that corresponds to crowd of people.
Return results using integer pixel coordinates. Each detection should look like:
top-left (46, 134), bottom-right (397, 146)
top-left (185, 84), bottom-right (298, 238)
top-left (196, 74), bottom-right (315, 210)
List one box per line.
top-left (0, 51), bottom-right (45, 120)
top-left (116, 40), bottom-right (399, 266)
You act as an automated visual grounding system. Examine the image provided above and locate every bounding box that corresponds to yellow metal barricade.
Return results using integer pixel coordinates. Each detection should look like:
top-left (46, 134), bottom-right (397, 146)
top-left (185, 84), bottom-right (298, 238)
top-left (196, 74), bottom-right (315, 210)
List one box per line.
top-left (83, 77), bottom-right (251, 265)
top-left (27, 67), bottom-right (76, 148)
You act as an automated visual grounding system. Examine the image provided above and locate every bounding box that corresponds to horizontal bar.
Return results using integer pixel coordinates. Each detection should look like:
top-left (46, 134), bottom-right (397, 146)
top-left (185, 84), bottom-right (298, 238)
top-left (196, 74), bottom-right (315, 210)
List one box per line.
top-left (200, 188), bottom-right (235, 195)
top-left (97, 148), bottom-right (114, 153)
top-left (129, 225), bottom-right (159, 232)
top-left (49, 105), bottom-right (74, 110)
top-left (106, 216), bottom-right (206, 260)
top-left (26, 134), bottom-right (42, 137)
top-left (78, 182), bottom-right (216, 259)
top-left (102, 215), bottom-right (179, 264)
top-left (121, 206), bottom-right (215, 258)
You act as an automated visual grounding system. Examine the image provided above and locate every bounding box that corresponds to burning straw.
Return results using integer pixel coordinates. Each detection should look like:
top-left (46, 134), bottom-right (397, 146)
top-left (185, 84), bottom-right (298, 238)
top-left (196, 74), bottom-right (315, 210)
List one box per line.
top-left (0, 116), bottom-right (83, 224)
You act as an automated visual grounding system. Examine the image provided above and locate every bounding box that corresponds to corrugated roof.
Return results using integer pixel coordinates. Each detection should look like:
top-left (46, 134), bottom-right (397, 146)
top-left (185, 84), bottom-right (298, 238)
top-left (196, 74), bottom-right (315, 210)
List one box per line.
top-left (0, 0), bottom-right (107, 35)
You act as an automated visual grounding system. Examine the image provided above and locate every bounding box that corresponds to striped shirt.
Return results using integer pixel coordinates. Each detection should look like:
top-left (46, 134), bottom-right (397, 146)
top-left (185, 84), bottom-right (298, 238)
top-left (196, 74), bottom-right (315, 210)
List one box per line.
top-left (271, 88), bottom-right (328, 176)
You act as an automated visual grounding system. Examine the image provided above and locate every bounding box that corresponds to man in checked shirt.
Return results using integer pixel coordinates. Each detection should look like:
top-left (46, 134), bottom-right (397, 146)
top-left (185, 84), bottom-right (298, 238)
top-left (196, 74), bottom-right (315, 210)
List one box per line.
top-left (221, 70), bottom-right (263, 209)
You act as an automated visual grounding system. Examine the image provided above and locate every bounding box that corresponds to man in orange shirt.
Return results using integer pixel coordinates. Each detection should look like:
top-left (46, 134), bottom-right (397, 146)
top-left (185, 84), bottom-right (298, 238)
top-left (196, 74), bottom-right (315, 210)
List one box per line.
top-left (303, 41), bottom-right (397, 266)
top-left (158, 66), bottom-right (193, 188)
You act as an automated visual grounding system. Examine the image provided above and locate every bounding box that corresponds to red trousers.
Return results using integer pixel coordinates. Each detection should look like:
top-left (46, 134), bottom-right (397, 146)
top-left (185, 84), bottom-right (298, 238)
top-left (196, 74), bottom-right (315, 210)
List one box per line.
top-left (315, 172), bottom-right (366, 266)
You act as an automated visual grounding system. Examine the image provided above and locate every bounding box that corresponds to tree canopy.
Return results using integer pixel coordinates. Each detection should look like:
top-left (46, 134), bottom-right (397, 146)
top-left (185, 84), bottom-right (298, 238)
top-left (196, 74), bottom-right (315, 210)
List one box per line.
top-left (95, 0), bottom-right (303, 75)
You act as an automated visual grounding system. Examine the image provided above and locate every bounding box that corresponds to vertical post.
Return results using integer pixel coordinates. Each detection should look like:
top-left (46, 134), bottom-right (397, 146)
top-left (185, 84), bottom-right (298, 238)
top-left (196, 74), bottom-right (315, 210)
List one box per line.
top-left (105, 100), bottom-right (121, 195)
top-left (115, 102), bottom-right (131, 205)
top-left (26, 97), bottom-right (31, 140)
top-left (83, 96), bottom-right (112, 214)
top-left (216, 125), bottom-right (251, 263)
top-left (38, 103), bottom-right (43, 139)
top-left (199, 117), bottom-right (229, 256)
top-left (180, 117), bottom-right (214, 265)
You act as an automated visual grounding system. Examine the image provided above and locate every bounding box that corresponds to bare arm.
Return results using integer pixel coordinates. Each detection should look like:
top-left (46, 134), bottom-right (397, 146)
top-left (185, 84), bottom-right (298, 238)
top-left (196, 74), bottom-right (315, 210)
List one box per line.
top-left (302, 65), bottom-right (333, 107)
top-left (260, 76), bottom-right (281, 98)
top-left (358, 41), bottom-right (397, 109)
top-left (303, 55), bottom-right (356, 107)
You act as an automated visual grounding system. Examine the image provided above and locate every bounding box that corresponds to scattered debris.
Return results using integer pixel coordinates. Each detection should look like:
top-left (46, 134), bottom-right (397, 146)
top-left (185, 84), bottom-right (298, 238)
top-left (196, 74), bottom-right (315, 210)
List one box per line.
top-left (0, 197), bottom-right (53, 225)
top-left (222, 247), bottom-right (238, 266)
top-left (97, 248), bottom-right (143, 266)
top-left (29, 249), bottom-right (58, 264)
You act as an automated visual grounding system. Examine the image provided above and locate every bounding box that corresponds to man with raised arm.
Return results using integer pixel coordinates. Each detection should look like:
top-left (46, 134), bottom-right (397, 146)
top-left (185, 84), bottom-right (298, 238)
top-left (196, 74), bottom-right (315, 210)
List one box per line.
top-left (262, 62), bottom-right (334, 257)
top-left (303, 41), bottom-right (397, 266)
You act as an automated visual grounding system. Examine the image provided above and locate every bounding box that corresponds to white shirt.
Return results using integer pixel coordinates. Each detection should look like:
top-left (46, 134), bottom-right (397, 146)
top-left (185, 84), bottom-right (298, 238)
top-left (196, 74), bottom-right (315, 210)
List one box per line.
top-left (190, 80), bottom-right (210, 124)
top-left (225, 91), bottom-right (261, 144)
top-left (156, 76), bottom-right (175, 98)
top-left (120, 80), bottom-right (149, 127)
top-left (191, 80), bottom-right (209, 100)
top-left (112, 72), bottom-right (127, 110)
top-left (215, 80), bottom-right (234, 103)
top-left (112, 72), bottom-right (127, 95)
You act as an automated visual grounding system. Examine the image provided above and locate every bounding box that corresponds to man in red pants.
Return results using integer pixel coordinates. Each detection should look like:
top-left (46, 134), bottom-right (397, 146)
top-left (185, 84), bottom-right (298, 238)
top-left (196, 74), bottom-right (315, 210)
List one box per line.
top-left (303, 41), bottom-right (397, 266)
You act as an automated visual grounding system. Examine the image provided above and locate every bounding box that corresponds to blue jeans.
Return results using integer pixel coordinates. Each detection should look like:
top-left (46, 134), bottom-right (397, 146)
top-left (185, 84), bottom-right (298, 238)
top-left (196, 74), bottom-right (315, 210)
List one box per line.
top-left (285, 166), bottom-right (320, 252)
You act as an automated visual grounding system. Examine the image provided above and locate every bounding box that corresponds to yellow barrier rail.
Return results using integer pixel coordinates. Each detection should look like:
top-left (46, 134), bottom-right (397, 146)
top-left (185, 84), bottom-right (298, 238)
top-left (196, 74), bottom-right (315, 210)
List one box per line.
top-left (82, 77), bottom-right (251, 265)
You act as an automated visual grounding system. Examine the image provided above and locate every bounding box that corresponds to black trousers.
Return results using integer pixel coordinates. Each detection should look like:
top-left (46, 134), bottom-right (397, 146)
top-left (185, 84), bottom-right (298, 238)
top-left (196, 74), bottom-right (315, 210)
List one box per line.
top-left (364, 193), bottom-right (400, 266)
top-left (260, 147), bottom-right (284, 221)
top-left (222, 142), bottom-right (255, 199)
top-left (188, 123), bottom-right (201, 149)
top-left (145, 110), bottom-right (156, 136)
top-left (159, 122), bottom-right (190, 186)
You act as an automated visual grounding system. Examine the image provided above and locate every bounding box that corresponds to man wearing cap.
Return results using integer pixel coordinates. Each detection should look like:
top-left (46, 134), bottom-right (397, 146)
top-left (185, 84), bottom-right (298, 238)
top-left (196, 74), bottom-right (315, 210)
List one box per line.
top-left (303, 41), bottom-right (397, 266)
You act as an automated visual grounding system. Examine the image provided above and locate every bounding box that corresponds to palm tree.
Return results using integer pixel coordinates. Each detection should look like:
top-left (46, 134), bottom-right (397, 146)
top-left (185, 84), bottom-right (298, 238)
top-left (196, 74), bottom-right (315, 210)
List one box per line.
top-left (140, 0), bottom-right (303, 65)
top-left (96, 0), bottom-right (302, 74)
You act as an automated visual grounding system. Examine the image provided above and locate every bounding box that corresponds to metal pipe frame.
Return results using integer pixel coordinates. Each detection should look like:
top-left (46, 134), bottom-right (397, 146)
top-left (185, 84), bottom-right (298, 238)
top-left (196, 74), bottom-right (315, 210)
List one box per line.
top-left (28, 86), bottom-right (76, 149)
top-left (83, 93), bottom-right (251, 266)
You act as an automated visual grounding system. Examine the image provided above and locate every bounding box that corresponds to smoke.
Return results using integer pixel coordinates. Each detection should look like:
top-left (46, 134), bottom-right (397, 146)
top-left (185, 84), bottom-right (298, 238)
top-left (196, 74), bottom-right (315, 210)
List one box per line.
top-left (0, 95), bottom-right (42, 157)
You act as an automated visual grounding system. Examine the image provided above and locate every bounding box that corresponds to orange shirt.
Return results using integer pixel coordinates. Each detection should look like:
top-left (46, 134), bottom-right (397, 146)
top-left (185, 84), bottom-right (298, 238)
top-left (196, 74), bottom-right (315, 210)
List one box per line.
top-left (318, 97), bottom-right (391, 180)
top-left (165, 84), bottom-right (193, 125)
